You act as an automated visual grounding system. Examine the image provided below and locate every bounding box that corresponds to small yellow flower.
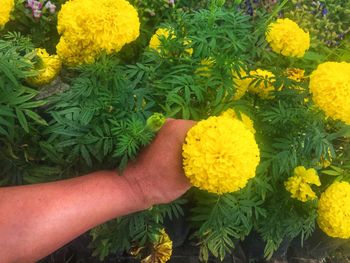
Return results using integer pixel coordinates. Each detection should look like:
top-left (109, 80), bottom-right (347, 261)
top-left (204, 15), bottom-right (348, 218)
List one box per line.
top-left (248, 69), bottom-right (276, 99)
top-left (266, 18), bottom-right (310, 58)
top-left (0, 0), bottom-right (14, 28)
top-left (149, 28), bottom-right (192, 56)
top-left (286, 68), bottom-right (305, 82)
top-left (142, 229), bottom-right (172, 263)
top-left (196, 58), bottom-right (215, 77)
top-left (284, 166), bottom-right (321, 202)
top-left (183, 115), bottom-right (260, 194)
top-left (149, 28), bottom-right (174, 51)
top-left (318, 181), bottom-right (350, 239)
top-left (183, 38), bottom-right (193, 56)
top-left (232, 69), bottom-right (250, 100)
top-left (309, 61), bottom-right (350, 125)
top-left (28, 48), bottom-right (62, 86)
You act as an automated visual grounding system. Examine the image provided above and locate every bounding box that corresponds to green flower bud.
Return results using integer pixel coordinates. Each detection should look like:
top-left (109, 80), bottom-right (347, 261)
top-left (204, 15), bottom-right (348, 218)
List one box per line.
top-left (146, 113), bottom-right (166, 132)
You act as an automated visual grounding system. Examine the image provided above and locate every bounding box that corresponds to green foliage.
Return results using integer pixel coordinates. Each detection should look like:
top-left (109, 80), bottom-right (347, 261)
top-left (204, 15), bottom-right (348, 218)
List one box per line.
top-left (89, 199), bottom-right (185, 261)
top-left (44, 55), bottom-right (156, 171)
top-left (0, 32), bottom-right (53, 185)
top-left (1, 0), bottom-right (350, 261)
top-left (192, 183), bottom-right (266, 261)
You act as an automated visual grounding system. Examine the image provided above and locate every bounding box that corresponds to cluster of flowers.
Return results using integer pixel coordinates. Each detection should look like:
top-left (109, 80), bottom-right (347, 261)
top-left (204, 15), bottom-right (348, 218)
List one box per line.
top-left (181, 17), bottom-right (349, 242)
top-left (0, 0), bottom-right (14, 28)
top-left (284, 166), bottom-right (350, 239)
top-left (230, 18), bottom-right (350, 126)
top-left (56, 0), bottom-right (140, 65)
top-left (26, 0), bottom-right (56, 19)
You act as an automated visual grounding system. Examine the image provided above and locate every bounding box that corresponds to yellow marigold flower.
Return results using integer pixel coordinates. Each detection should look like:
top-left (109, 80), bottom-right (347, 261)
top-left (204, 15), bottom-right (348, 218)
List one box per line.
top-left (149, 28), bottom-right (174, 51)
top-left (196, 58), bottom-right (215, 77)
top-left (149, 28), bottom-right (192, 56)
top-left (266, 18), bottom-right (310, 58)
top-left (57, 0), bottom-right (140, 65)
top-left (318, 181), bottom-right (350, 239)
top-left (183, 38), bottom-right (193, 56)
top-left (220, 108), bottom-right (255, 134)
top-left (309, 62), bottom-right (350, 125)
top-left (0, 0), bottom-right (14, 28)
top-left (183, 115), bottom-right (260, 194)
top-left (320, 158), bottom-right (331, 168)
top-left (286, 68), bottom-right (305, 82)
top-left (142, 229), bottom-right (172, 263)
top-left (232, 69), bottom-right (250, 100)
top-left (248, 69), bottom-right (276, 99)
top-left (28, 48), bottom-right (62, 86)
top-left (284, 166), bottom-right (321, 202)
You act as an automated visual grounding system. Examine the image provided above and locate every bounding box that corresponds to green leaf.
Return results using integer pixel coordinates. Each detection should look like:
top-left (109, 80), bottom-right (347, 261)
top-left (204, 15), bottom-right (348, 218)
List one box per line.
top-left (15, 108), bottom-right (29, 132)
top-left (24, 110), bottom-right (48, 126)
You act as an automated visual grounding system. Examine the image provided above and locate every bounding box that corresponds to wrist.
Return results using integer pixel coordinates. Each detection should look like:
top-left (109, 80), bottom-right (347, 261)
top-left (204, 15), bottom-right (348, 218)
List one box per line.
top-left (92, 170), bottom-right (151, 215)
top-left (122, 174), bottom-right (152, 211)
top-left (122, 164), bottom-right (155, 210)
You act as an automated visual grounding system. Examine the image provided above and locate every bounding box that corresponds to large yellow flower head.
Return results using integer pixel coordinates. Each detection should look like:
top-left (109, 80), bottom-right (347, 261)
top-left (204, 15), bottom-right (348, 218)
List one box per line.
top-left (28, 48), bottom-right (62, 86)
top-left (57, 0), bottom-right (140, 65)
top-left (318, 181), bottom-right (350, 239)
top-left (182, 115), bottom-right (260, 194)
top-left (309, 62), bottom-right (350, 125)
top-left (0, 0), bottom-right (14, 28)
top-left (248, 69), bottom-right (276, 99)
top-left (284, 166), bottom-right (321, 202)
top-left (266, 18), bottom-right (310, 58)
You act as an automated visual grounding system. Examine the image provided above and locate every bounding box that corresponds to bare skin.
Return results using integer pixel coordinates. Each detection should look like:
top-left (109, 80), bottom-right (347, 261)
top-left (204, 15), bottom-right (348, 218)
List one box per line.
top-left (0, 119), bottom-right (195, 263)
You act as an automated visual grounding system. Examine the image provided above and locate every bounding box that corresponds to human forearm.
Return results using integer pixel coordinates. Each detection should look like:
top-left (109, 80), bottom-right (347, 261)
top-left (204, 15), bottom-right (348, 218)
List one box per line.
top-left (0, 170), bottom-right (148, 262)
top-left (0, 119), bottom-right (194, 262)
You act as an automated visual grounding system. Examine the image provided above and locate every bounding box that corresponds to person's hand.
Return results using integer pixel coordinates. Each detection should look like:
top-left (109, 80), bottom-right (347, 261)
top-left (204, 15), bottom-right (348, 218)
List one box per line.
top-left (123, 119), bottom-right (196, 208)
